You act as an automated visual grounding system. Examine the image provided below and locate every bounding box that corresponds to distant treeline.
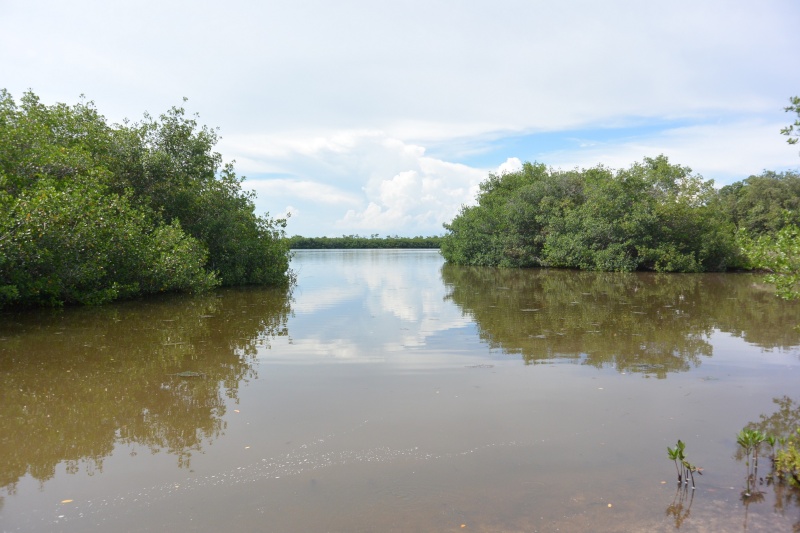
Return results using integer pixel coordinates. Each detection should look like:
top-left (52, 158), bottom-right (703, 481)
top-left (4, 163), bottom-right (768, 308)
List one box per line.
top-left (0, 90), bottom-right (293, 309)
top-left (289, 235), bottom-right (442, 249)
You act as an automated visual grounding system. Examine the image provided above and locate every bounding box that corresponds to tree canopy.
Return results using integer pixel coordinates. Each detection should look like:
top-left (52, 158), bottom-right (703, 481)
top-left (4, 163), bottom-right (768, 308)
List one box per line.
top-left (441, 156), bottom-right (741, 273)
top-left (0, 90), bottom-right (292, 308)
top-left (781, 95), bottom-right (800, 149)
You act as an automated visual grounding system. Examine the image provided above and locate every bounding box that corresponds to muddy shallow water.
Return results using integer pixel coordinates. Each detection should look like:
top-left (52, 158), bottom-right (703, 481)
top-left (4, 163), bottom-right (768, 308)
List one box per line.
top-left (2, 249), bottom-right (799, 532)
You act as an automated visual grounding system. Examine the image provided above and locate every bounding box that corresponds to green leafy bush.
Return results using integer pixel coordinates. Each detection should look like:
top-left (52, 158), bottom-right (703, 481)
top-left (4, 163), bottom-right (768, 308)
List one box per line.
top-left (441, 156), bottom-right (738, 272)
top-left (775, 431), bottom-right (800, 487)
top-left (0, 89), bottom-right (291, 308)
top-left (739, 224), bottom-right (800, 300)
top-left (0, 179), bottom-right (217, 306)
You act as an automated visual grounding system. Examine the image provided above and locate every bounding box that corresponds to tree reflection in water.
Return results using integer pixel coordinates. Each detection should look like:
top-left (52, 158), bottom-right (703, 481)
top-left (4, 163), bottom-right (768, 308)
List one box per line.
top-left (0, 286), bottom-right (291, 494)
top-left (441, 266), bottom-right (800, 374)
top-left (441, 265), bottom-right (800, 528)
top-left (739, 396), bottom-right (800, 531)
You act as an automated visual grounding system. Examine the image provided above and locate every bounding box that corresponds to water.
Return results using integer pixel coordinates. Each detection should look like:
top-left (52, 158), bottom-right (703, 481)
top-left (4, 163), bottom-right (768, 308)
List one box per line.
top-left (1, 249), bottom-right (799, 532)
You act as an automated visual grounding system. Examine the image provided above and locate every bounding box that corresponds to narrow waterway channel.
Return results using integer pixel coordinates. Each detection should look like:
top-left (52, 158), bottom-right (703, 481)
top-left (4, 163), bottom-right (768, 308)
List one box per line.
top-left (2, 249), bottom-right (799, 532)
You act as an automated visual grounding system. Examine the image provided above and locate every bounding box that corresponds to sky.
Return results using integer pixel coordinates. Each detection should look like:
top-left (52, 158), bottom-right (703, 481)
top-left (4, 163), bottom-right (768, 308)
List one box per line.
top-left (2, 0), bottom-right (799, 237)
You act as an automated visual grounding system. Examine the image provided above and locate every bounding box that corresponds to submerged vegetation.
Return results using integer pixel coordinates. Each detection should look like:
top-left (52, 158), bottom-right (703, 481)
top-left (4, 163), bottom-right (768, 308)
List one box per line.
top-left (0, 90), bottom-right (292, 308)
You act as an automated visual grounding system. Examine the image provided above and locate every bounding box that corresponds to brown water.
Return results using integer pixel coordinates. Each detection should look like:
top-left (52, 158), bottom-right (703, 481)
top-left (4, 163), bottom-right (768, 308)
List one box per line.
top-left (1, 249), bottom-right (799, 532)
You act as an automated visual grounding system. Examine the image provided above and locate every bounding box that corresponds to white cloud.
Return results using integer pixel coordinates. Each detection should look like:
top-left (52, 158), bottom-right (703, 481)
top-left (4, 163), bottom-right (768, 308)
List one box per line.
top-left (497, 158), bottom-right (523, 175)
top-left (5, 1), bottom-right (796, 135)
top-left (246, 178), bottom-right (360, 206)
top-left (223, 129), bottom-right (486, 235)
top-left (337, 152), bottom-right (485, 234)
top-left (233, 116), bottom-right (800, 235)
top-left (2, 0), bottom-right (799, 235)
top-left (540, 120), bottom-right (800, 184)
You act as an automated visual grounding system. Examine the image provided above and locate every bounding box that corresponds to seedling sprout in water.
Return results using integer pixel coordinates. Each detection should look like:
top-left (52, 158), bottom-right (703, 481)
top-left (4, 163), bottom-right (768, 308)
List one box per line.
top-left (667, 439), bottom-right (701, 489)
top-left (737, 428), bottom-right (767, 496)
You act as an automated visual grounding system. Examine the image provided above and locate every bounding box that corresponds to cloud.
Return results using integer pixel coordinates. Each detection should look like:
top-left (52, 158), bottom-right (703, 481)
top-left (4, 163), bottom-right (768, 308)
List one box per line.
top-left (3, 0), bottom-right (798, 235)
top-left (246, 179), bottom-right (360, 206)
top-left (497, 157), bottom-right (523, 175)
top-left (5, 1), bottom-right (796, 136)
top-left (232, 116), bottom-right (800, 236)
top-left (538, 119), bottom-right (800, 184)
top-left (224, 130), bottom-right (486, 236)
top-left (337, 153), bottom-right (485, 234)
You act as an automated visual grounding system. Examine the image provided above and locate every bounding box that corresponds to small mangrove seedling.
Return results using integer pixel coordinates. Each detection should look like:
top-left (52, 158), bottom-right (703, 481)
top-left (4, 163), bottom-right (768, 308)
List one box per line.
top-left (667, 441), bottom-right (683, 485)
top-left (667, 439), bottom-right (701, 489)
top-left (737, 428), bottom-right (767, 468)
top-left (737, 428), bottom-right (768, 496)
top-left (682, 458), bottom-right (701, 490)
top-left (766, 434), bottom-right (777, 463)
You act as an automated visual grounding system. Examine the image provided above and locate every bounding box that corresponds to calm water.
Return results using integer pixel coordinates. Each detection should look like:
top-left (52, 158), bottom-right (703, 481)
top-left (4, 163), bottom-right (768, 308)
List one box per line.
top-left (2, 249), bottom-right (800, 532)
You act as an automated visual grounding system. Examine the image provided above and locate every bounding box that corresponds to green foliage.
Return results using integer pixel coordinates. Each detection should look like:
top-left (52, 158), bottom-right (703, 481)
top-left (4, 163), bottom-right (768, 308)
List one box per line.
top-left (739, 224), bottom-right (800, 299)
top-left (290, 234), bottom-right (442, 249)
top-left (101, 102), bottom-right (291, 287)
top-left (737, 428), bottom-right (767, 463)
top-left (740, 399), bottom-right (800, 491)
top-left (0, 179), bottom-right (217, 307)
top-left (0, 90), bottom-right (113, 195)
top-left (737, 427), bottom-right (769, 498)
top-left (781, 95), bottom-right (800, 149)
top-left (718, 170), bottom-right (800, 236)
top-left (667, 439), bottom-right (700, 489)
top-left (775, 431), bottom-right (800, 487)
top-left (715, 95), bottom-right (800, 299)
top-left (441, 156), bottom-right (738, 272)
top-left (667, 440), bottom-right (684, 482)
top-left (0, 89), bottom-right (292, 308)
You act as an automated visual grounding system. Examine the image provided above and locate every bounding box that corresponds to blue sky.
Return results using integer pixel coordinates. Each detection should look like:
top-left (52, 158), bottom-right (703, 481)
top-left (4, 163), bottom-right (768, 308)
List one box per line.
top-left (2, 0), bottom-right (799, 236)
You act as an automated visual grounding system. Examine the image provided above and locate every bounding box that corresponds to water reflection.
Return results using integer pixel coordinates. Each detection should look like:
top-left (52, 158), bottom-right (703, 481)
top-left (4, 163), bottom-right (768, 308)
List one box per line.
top-left (665, 485), bottom-right (694, 529)
top-left (0, 286), bottom-right (291, 494)
top-left (738, 397), bottom-right (800, 531)
top-left (2, 251), bottom-right (800, 531)
top-left (441, 266), bottom-right (800, 374)
top-left (276, 250), bottom-right (472, 364)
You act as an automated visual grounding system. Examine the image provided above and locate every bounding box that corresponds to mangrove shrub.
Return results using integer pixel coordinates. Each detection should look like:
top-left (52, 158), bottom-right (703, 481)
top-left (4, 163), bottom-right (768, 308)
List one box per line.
top-left (441, 156), bottom-right (738, 272)
top-left (0, 90), bottom-right (291, 308)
